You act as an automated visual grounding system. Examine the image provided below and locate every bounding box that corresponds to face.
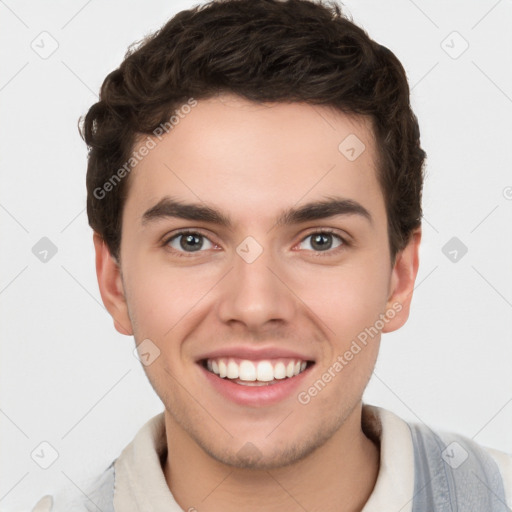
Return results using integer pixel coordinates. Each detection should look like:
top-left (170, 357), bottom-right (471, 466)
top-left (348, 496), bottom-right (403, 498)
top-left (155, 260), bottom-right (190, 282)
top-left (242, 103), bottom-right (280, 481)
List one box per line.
top-left (95, 94), bottom-right (420, 470)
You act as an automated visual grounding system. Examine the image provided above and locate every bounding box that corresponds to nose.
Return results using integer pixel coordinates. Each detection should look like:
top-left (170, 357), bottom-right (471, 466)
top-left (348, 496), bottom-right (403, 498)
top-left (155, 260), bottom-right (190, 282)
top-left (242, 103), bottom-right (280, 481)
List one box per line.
top-left (216, 240), bottom-right (297, 331)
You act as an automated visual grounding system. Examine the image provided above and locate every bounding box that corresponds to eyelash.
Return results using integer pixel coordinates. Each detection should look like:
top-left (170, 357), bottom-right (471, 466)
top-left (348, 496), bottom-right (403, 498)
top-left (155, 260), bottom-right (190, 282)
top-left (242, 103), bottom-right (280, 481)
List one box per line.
top-left (161, 228), bottom-right (350, 258)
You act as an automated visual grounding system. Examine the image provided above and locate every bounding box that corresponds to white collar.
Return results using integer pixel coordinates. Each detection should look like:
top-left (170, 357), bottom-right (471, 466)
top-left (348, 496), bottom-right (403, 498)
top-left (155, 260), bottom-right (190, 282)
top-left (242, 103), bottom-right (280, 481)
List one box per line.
top-left (361, 405), bottom-right (414, 512)
top-left (113, 404), bottom-right (415, 511)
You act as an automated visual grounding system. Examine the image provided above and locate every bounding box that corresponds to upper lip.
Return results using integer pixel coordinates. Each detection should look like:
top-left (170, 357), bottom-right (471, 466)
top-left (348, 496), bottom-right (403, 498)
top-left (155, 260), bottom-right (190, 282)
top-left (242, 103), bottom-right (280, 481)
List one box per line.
top-left (196, 345), bottom-right (315, 362)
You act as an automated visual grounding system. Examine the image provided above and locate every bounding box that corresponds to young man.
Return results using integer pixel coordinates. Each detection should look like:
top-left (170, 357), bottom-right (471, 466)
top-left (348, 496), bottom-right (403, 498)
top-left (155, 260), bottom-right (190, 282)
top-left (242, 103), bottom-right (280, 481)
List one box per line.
top-left (32, 0), bottom-right (511, 510)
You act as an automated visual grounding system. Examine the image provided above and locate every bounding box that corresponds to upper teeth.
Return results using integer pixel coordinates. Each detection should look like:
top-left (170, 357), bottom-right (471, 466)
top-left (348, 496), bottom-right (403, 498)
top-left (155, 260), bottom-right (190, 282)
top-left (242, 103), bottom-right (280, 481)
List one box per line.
top-left (206, 358), bottom-right (308, 381)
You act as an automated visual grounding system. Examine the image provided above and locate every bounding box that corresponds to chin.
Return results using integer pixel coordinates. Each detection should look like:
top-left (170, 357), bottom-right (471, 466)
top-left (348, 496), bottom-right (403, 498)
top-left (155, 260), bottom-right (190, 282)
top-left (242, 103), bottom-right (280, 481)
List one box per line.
top-left (201, 425), bottom-right (338, 471)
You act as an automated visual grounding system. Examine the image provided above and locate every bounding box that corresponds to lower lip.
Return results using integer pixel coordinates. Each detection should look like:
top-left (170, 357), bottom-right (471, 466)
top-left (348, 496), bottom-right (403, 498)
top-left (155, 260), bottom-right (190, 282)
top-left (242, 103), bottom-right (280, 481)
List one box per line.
top-left (199, 363), bottom-right (313, 407)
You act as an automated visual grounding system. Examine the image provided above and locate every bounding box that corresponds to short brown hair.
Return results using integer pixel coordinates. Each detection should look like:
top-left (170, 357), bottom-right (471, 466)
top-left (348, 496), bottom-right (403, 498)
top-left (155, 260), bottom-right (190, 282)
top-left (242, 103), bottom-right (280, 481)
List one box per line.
top-left (80, 0), bottom-right (425, 263)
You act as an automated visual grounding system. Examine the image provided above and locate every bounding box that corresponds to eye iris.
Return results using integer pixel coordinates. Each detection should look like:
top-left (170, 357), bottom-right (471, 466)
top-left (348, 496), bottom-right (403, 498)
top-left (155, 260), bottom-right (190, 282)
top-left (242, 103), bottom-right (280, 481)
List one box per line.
top-left (311, 233), bottom-right (332, 251)
top-left (174, 233), bottom-right (338, 253)
top-left (181, 233), bottom-right (202, 252)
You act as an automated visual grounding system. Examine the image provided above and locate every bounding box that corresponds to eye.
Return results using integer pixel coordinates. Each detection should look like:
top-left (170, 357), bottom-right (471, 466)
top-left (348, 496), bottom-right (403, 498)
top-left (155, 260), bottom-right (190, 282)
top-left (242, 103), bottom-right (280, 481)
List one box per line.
top-left (297, 230), bottom-right (347, 254)
top-left (162, 228), bottom-right (348, 258)
top-left (164, 231), bottom-right (215, 255)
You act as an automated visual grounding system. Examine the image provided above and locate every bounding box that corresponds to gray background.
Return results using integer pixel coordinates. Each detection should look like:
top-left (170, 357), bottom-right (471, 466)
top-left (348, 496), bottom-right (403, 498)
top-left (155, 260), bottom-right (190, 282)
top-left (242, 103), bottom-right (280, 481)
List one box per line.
top-left (1, 0), bottom-right (511, 510)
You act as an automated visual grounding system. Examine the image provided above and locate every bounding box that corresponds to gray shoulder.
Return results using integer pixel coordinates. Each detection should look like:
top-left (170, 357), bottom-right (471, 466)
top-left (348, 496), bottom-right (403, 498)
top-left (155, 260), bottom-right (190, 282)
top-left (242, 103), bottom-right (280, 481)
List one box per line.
top-left (408, 422), bottom-right (512, 510)
top-left (30, 461), bottom-right (116, 512)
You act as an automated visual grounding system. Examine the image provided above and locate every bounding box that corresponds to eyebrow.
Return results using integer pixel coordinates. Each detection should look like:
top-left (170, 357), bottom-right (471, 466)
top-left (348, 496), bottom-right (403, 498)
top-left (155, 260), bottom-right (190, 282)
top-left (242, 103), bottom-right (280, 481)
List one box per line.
top-left (141, 195), bottom-right (373, 228)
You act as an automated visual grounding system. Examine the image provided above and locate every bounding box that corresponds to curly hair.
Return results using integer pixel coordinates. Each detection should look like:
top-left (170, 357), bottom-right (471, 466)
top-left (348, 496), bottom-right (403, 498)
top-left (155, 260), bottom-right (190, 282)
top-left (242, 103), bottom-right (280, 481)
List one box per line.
top-left (80, 0), bottom-right (425, 264)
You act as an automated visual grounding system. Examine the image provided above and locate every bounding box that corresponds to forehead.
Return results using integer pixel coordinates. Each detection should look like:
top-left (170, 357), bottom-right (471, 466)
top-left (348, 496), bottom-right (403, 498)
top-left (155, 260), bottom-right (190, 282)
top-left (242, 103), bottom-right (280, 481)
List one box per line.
top-left (124, 94), bottom-right (385, 230)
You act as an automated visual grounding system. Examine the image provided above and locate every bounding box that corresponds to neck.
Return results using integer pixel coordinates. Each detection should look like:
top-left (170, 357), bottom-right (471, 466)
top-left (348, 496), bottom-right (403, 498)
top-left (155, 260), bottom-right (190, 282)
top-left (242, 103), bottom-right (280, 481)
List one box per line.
top-left (163, 403), bottom-right (380, 512)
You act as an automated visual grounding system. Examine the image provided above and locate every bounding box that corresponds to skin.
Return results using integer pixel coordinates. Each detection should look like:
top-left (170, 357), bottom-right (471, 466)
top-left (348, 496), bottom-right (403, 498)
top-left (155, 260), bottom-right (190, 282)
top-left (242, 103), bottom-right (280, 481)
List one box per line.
top-left (94, 93), bottom-right (421, 512)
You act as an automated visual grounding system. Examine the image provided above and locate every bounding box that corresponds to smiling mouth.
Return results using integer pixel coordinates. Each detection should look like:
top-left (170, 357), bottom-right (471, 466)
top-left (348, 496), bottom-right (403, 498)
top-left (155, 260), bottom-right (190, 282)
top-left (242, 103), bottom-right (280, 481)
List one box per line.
top-left (200, 357), bottom-right (315, 386)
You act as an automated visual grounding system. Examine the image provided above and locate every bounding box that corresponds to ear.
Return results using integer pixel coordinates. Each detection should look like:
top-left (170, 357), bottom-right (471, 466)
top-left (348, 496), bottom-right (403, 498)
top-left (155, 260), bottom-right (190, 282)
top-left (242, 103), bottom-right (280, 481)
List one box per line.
top-left (382, 227), bottom-right (421, 333)
top-left (93, 232), bottom-right (133, 336)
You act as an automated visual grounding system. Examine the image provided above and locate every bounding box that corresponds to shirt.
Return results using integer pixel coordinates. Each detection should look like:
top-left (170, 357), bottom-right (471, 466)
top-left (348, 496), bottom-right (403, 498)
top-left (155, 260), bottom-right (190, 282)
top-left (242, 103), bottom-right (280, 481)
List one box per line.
top-left (31, 404), bottom-right (512, 511)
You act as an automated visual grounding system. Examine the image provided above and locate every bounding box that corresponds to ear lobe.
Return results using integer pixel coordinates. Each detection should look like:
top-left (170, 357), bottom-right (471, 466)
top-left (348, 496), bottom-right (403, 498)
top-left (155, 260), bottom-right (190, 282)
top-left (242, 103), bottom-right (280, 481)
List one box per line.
top-left (382, 227), bottom-right (421, 333)
top-left (93, 233), bottom-right (133, 336)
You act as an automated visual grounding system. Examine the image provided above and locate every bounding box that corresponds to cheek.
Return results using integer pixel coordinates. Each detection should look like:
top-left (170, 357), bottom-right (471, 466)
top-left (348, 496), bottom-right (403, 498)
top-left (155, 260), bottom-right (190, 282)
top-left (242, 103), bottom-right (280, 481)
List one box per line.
top-left (124, 260), bottom-right (219, 338)
top-left (296, 254), bottom-right (390, 341)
